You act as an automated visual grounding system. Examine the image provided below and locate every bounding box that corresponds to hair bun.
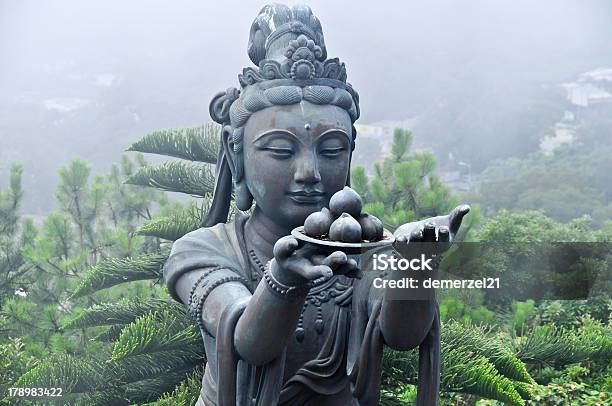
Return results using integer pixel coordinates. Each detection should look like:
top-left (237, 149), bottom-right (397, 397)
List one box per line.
top-left (247, 4), bottom-right (327, 65)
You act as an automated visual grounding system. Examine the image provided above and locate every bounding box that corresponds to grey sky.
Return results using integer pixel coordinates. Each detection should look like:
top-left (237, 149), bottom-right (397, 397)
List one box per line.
top-left (0, 0), bottom-right (611, 213)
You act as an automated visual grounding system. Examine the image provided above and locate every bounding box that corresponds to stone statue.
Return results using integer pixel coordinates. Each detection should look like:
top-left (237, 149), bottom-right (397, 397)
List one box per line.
top-left (163, 4), bottom-right (470, 405)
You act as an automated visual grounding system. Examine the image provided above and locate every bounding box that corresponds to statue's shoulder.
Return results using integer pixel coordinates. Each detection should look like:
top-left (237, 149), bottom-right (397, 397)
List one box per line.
top-left (171, 218), bottom-right (241, 257)
top-left (164, 216), bottom-right (249, 300)
top-left (168, 214), bottom-right (249, 271)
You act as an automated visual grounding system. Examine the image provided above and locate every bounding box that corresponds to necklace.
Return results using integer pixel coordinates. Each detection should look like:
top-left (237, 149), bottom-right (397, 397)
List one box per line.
top-left (248, 249), bottom-right (267, 277)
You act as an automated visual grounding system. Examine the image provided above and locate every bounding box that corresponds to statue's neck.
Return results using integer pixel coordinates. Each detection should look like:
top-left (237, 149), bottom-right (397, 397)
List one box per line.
top-left (244, 207), bottom-right (291, 260)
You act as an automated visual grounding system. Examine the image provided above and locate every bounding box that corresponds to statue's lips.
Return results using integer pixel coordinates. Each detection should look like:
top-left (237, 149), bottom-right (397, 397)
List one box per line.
top-left (287, 191), bottom-right (325, 204)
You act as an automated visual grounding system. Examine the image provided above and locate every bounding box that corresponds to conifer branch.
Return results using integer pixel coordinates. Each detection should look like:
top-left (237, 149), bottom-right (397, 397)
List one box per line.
top-left (137, 200), bottom-right (209, 241)
top-left (127, 124), bottom-right (220, 164)
top-left (140, 368), bottom-right (203, 406)
top-left (125, 161), bottom-right (216, 197)
top-left (63, 298), bottom-right (183, 329)
top-left (70, 249), bottom-right (170, 299)
top-left (111, 309), bottom-right (200, 360)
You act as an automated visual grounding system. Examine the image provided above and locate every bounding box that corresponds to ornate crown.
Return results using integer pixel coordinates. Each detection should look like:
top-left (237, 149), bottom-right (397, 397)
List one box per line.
top-left (239, 33), bottom-right (347, 86)
top-left (242, 4), bottom-right (351, 90)
top-left (210, 4), bottom-right (359, 126)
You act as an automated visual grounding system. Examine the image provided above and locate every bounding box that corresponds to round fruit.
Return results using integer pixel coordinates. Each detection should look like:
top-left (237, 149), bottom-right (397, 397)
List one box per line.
top-left (358, 213), bottom-right (384, 241)
top-left (329, 212), bottom-right (362, 243)
top-left (303, 208), bottom-right (334, 237)
top-left (329, 186), bottom-right (363, 218)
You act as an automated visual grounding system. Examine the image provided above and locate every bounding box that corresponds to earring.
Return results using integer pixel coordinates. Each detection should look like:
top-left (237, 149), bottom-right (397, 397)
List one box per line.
top-left (235, 180), bottom-right (253, 210)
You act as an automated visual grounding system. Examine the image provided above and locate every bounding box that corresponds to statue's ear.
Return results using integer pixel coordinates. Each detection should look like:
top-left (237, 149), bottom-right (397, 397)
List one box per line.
top-left (345, 125), bottom-right (357, 187)
top-left (220, 125), bottom-right (253, 210)
top-left (221, 125), bottom-right (239, 181)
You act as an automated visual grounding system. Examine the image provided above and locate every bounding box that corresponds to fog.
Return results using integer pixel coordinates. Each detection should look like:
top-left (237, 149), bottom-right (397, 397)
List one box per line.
top-left (1, 0), bottom-right (611, 214)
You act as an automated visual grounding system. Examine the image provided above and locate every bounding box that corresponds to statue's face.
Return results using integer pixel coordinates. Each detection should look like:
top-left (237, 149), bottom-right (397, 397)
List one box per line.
top-left (242, 101), bottom-right (352, 229)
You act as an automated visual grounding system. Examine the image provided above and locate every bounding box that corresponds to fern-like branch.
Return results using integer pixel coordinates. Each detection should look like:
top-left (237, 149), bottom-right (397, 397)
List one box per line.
top-left (70, 249), bottom-right (170, 299)
top-left (138, 200), bottom-right (208, 241)
top-left (125, 161), bottom-right (215, 197)
top-left (127, 124), bottom-right (220, 164)
top-left (513, 324), bottom-right (596, 367)
top-left (140, 368), bottom-right (203, 406)
top-left (444, 321), bottom-right (533, 383)
top-left (63, 298), bottom-right (183, 329)
top-left (111, 309), bottom-right (200, 360)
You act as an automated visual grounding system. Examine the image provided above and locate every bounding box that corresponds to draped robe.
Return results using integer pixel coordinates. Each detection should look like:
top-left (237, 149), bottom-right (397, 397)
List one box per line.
top-left (163, 213), bottom-right (439, 405)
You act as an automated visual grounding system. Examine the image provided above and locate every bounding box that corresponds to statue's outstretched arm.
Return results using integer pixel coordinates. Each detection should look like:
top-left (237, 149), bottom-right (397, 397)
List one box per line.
top-left (377, 205), bottom-right (470, 351)
top-left (173, 235), bottom-right (357, 366)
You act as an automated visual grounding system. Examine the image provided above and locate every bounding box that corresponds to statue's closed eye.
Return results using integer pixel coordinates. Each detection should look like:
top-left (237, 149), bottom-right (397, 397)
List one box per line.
top-left (319, 147), bottom-right (345, 158)
top-left (262, 146), bottom-right (294, 159)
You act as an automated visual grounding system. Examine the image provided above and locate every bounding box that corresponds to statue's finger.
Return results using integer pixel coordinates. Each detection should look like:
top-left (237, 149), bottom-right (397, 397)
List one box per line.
top-left (303, 265), bottom-right (333, 282)
top-left (322, 251), bottom-right (348, 271)
top-left (434, 226), bottom-right (451, 255)
top-left (273, 236), bottom-right (299, 260)
top-left (335, 257), bottom-right (359, 277)
top-left (449, 204), bottom-right (470, 235)
top-left (409, 227), bottom-right (424, 243)
top-left (438, 226), bottom-right (450, 242)
top-left (422, 222), bottom-right (436, 242)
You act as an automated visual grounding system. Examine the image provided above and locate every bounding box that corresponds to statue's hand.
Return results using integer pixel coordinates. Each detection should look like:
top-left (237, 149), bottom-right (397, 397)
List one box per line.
top-left (393, 204), bottom-right (470, 260)
top-left (271, 236), bottom-right (359, 286)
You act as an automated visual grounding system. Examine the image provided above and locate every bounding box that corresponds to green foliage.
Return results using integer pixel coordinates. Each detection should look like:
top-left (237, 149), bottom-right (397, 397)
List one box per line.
top-left (536, 297), bottom-right (611, 329)
top-left (440, 298), bottom-right (496, 326)
top-left (443, 322), bottom-right (533, 384)
top-left (512, 320), bottom-right (611, 368)
top-left (510, 300), bottom-right (536, 335)
top-left (16, 353), bottom-right (112, 400)
top-left (70, 250), bottom-right (170, 299)
top-left (125, 161), bottom-right (216, 197)
top-left (111, 309), bottom-right (199, 360)
top-left (0, 163), bottom-right (22, 234)
top-left (0, 337), bottom-right (37, 402)
top-left (127, 124), bottom-right (220, 164)
top-left (141, 368), bottom-right (203, 406)
top-left (138, 200), bottom-right (208, 241)
top-left (10, 122), bottom-right (610, 405)
top-left (14, 350), bottom-right (203, 405)
top-left (7, 126), bottom-right (224, 404)
top-left (351, 128), bottom-right (458, 229)
top-left (476, 144), bottom-right (612, 224)
top-left (526, 363), bottom-right (611, 405)
top-left (383, 321), bottom-right (534, 405)
top-left (383, 346), bottom-right (526, 405)
top-left (63, 298), bottom-right (182, 329)
top-left (452, 211), bottom-right (611, 305)
top-left (442, 347), bottom-right (525, 405)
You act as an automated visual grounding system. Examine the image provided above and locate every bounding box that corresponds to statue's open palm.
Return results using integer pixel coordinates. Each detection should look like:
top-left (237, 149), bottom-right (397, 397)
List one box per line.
top-left (393, 204), bottom-right (470, 261)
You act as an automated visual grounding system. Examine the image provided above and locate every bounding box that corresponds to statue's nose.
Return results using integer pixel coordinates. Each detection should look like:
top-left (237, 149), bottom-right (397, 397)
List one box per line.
top-left (294, 151), bottom-right (321, 184)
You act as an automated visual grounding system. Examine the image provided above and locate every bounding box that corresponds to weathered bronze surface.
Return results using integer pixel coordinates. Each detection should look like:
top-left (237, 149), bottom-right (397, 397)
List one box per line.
top-left (163, 4), bottom-right (469, 405)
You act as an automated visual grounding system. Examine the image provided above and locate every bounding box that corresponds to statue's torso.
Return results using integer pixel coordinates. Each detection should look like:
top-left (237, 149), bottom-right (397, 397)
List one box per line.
top-left (195, 216), bottom-right (358, 405)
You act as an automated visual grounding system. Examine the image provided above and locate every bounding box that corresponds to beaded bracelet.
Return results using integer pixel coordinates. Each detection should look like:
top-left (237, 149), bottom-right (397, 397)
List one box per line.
top-left (190, 274), bottom-right (249, 331)
top-left (187, 267), bottom-right (225, 316)
top-left (263, 260), bottom-right (312, 299)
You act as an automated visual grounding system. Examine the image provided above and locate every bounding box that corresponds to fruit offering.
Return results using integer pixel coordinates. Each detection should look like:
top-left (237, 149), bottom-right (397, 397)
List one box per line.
top-left (303, 186), bottom-right (385, 243)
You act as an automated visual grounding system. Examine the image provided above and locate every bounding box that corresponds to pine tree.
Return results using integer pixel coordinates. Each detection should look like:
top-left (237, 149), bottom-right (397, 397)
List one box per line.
top-left (13, 125), bottom-right (540, 405)
top-left (351, 128), bottom-right (460, 229)
top-left (0, 164), bottom-right (36, 306)
top-left (13, 125), bottom-right (220, 405)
